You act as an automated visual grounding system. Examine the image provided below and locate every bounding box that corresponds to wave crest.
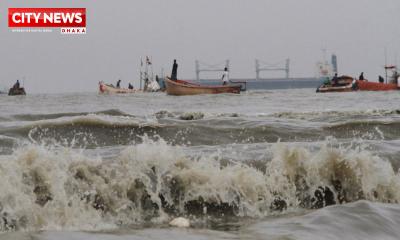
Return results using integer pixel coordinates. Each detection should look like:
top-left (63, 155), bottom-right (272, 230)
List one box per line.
top-left (0, 139), bottom-right (398, 231)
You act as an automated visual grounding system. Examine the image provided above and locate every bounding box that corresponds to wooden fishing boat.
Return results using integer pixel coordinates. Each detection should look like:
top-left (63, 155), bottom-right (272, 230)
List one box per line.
top-left (357, 80), bottom-right (398, 91)
top-left (316, 76), bottom-right (354, 93)
top-left (165, 77), bottom-right (244, 96)
top-left (99, 82), bottom-right (139, 94)
top-left (8, 87), bottom-right (26, 96)
top-left (317, 76), bottom-right (399, 93)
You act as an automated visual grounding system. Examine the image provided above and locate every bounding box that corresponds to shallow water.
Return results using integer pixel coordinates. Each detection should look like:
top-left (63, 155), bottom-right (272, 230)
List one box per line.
top-left (0, 89), bottom-right (400, 239)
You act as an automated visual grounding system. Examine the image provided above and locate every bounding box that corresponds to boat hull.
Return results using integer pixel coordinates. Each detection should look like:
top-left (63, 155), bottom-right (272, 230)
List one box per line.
top-left (165, 78), bottom-right (242, 96)
top-left (317, 84), bottom-right (353, 93)
top-left (357, 80), bottom-right (398, 91)
top-left (8, 88), bottom-right (26, 96)
top-left (99, 83), bottom-right (139, 94)
top-left (317, 79), bottom-right (399, 93)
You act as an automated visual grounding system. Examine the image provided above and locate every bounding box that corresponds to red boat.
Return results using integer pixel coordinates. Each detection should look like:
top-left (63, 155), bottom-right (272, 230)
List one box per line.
top-left (317, 76), bottom-right (399, 93)
top-left (356, 80), bottom-right (398, 91)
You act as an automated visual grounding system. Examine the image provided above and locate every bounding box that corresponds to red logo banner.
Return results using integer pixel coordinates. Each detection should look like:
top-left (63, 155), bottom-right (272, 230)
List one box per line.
top-left (8, 8), bottom-right (86, 28)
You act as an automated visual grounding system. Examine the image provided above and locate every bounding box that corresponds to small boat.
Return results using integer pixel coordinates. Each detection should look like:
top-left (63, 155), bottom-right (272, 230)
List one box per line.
top-left (165, 77), bottom-right (245, 96)
top-left (316, 76), bottom-right (354, 93)
top-left (8, 87), bottom-right (26, 96)
top-left (99, 82), bottom-right (139, 94)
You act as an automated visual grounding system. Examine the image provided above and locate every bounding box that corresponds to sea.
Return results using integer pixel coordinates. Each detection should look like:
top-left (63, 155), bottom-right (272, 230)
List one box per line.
top-left (0, 88), bottom-right (400, 240)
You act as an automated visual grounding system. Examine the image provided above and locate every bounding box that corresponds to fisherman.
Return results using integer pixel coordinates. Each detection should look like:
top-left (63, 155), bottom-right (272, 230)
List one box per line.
top-left (331, 73), bottom-right (338, 86)
top-left (116, 79), bottom-right (121, 88)
top-left (171, 59), bottom-right (178, 80)
top-left (144, 77), bottom-right (149, 91)
top-left (128, 83), bottom-right (134, 89)
top-left (378, 75), bottom-right (384, 83)
top-left (221, 67), bottom-right (229, 85)
top-left (155, 75), bottom-right (164, 90)
top-left (323, 77), bottom-right (330, 86)
top-left (351, 78), bottom-right (358, 90)
top-left (398, 75), bottom-right (400, 87)
top-left (394, 71), bottom-right (399, 84)
top-left (359, 72), bottom-right (364, 81)
top-left (13, 80), bottom-right (20, 89)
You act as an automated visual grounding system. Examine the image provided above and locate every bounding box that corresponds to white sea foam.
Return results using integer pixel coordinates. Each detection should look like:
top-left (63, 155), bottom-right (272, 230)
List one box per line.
top-left (0, 138), bottom-right (398, 232)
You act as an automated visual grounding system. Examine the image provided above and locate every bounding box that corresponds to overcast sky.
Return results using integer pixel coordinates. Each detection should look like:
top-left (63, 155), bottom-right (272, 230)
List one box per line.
top-left (1, 0), bottom-right (400, 93)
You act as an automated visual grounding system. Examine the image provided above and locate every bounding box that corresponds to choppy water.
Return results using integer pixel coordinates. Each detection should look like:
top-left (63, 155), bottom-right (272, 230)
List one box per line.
top-left (0, 89), bottom-right (400, 240)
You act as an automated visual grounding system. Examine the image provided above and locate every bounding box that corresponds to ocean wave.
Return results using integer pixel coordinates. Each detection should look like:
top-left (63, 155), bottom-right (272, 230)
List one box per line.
top-left (0, 139), bottom-right (398, 232)
top-left (154, 110), bottom-right (240, 120)
top-left (0, 135), bottom-right (17, 155)
top-left (10, 109), bottom-right (134, 122)
top-left (271, 109), bottom-right (400, 122)
top-left (0, 115), bottom-right (162, 148)
top-left (249, 201), bottom-right (400, 240)
top-left (2, 115), bottom-right (400, 148)
top-left (0, 114), bottom-right (318, 148)
top-left (324, 120), bottom-right (400, 140)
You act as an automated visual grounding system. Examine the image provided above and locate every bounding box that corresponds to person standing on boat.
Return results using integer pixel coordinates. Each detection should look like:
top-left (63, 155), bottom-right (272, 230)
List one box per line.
top-left (128, 83), bottom-right (134, 89)
top-left (331, 73), bottom-right (338, 86)
top-left (359, 72), bottom-right (364, 81)
top-left (351, 78), bottom-right (358, 90)
top-left (13, 80), bottom-right (20, 89)
top-left (222, 67), bottom-right (229, 85)
top-left (398, 75), bottom-right (400, 87)
top-left (378, 76), bottom-right (384, 83)
top-left (116, 79), bottom-right (121, 88)
top-left (171, 60), bottom-right (178, 80)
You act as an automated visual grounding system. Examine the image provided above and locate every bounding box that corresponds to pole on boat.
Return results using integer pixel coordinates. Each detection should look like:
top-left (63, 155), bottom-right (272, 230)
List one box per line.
top-left (385, 48), bottom-right (388, 84)
top-left (151, 56), bottom-right (154, 82)
top-left (140, 57), bottom-right (143, 90)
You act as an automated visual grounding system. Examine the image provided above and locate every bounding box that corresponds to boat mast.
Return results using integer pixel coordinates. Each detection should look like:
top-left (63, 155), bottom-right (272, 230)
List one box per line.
top-left (140, 57), bottom-right (143, 90)
top-left (151, 56), bottom-right (154, 82)
top-left (145, 56), bottom-right (148, 90)
top-left (385, 48), bottom-right (388, 84)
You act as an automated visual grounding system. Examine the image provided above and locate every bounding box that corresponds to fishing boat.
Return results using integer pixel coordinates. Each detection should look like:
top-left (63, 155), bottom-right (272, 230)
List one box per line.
top-left (165, 77), bottom-right (244, 96)
top-left (357, 80), bottom-right (398, 91)
top-left (8, 87), bottom-right (26, 96)
top-left (99, 82), bottom-right (139, 94)
top-left (98, 56), bottom-right (161, 94)
top-left (316, 76), bottom-right (354, 93)
top-left (317, 75), bottom-right (399, 93)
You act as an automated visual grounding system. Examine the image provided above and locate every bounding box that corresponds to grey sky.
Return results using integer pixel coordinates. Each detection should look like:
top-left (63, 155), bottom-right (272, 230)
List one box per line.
top-left (1, 0), bottom-right (400, 93)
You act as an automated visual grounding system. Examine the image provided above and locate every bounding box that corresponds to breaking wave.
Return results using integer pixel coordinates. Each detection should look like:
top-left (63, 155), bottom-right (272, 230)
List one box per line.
top-left (2, 112), bottom-right (400, 148)
top-left (324, 120), bottom-right (400, 140)
top-left (0, 115), bottom-right (317, 147)
top-left (0, 138), bottom-right (398, 232)
top-left (10, 109), bottom-right (134, 122)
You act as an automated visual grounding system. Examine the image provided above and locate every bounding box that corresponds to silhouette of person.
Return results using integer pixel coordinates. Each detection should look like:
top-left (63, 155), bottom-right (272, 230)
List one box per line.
top-left (359, 72), bottom-right (364, 81)
top-left (171, 60), bottom-right (178, 80)
top-left (13, 80), bottom-right (20, 89)
top-left (331, 73), bottom-right (338, 86)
